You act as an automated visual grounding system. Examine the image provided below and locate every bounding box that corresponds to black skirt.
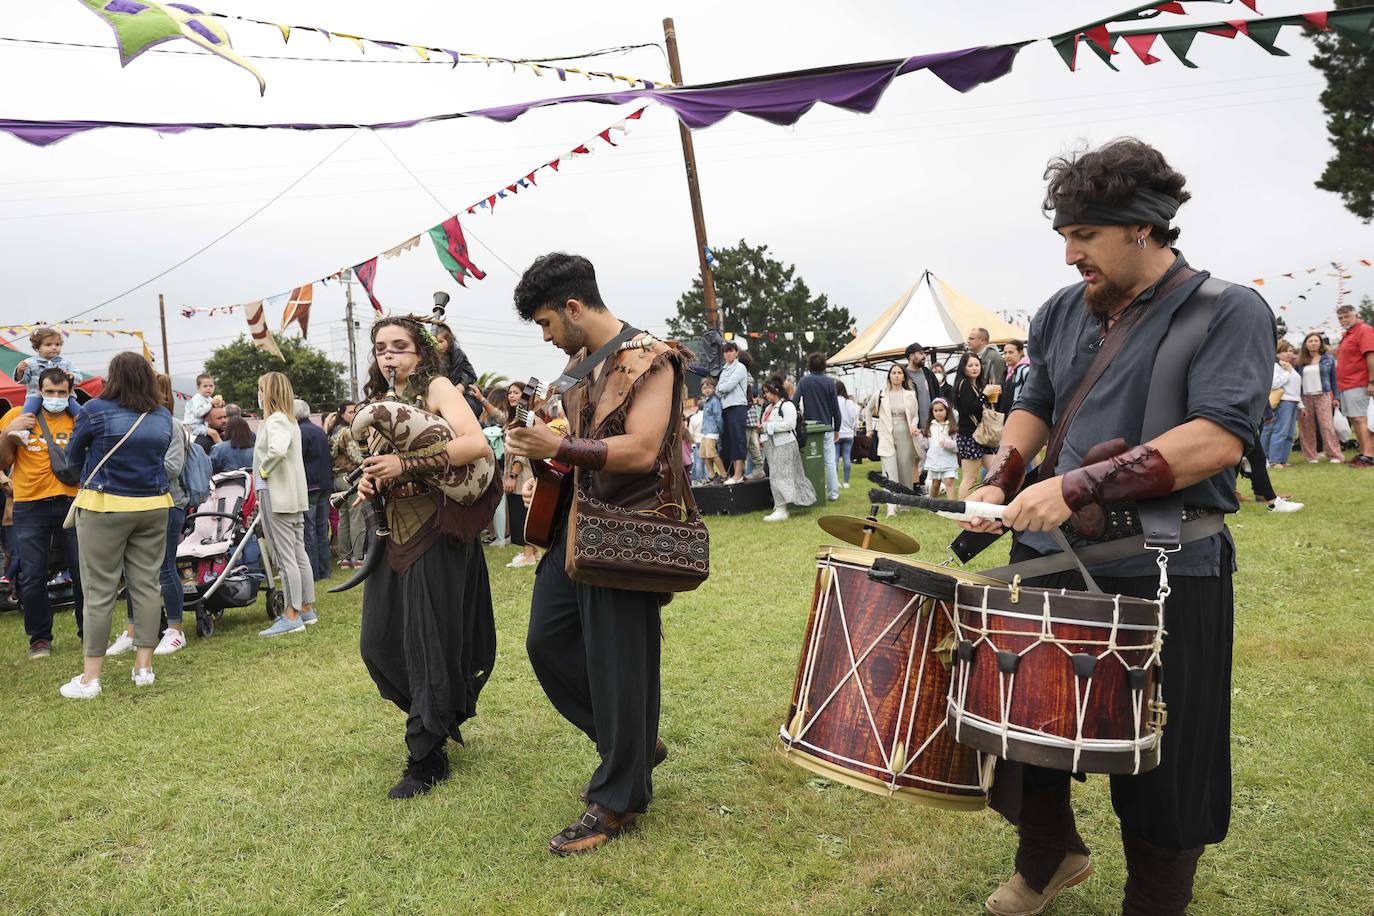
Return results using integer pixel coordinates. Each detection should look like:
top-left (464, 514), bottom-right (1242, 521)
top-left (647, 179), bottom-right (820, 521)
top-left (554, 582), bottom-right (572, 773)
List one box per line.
top-left (360, 531), bottom-right (496, 754)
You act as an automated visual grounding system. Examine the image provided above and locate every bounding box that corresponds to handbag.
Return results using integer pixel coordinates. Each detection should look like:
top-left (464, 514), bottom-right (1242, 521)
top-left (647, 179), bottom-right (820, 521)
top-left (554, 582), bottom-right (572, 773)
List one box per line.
top-left (972, 400), bottom-right (1004, 447)
top-left (565, 351), bottom-right (709, 594)
top-left (63, 411), bottom-right (149, 529)
top-left (34, 412), bottom-right (81, 487)
top-left (1267, 387), bottom-right (1283, 409)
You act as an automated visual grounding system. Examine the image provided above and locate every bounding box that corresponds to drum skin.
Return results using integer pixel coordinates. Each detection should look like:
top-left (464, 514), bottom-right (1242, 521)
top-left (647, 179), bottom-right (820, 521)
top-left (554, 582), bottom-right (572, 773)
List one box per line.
top-left (948, 582), bottom-right (1164, 775)
top-left (780, 548), bottom-right (988, 810)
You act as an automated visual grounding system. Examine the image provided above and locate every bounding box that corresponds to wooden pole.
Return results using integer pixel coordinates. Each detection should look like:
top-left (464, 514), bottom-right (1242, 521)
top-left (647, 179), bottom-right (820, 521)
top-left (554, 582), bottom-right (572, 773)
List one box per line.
top-left (662, 17), bottom-right (721, 333)
top-left (343, 270), bottom-right (359, 400)
top-left (158, 293), bottom-right (170, 375)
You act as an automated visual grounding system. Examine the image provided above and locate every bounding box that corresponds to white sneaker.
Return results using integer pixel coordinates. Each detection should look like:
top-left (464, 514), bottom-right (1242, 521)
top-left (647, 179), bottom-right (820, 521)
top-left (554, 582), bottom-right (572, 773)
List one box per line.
top-left (132, 667), bottom-right (156, 687)
top-left (1329, 457), bottom-right (1343, 464)
top-left (153, 629), bottom-right (186, 655)
top-left (1267, 496), bottom-right (1304, 513)
top-left (724, 477), bottom-right (742, 486)
top-left (506, 553), bottom-right (539, 568)
top-left (841, 482), bottom-right (850, 489)
top-left (763, 507), bottom-right (789, 522)
top-left (59, 674), bottom-right (101, 699)
top-left (886, 506), bottom-right (897, 518)
top-left (107, 631), bottom-right (135, 656)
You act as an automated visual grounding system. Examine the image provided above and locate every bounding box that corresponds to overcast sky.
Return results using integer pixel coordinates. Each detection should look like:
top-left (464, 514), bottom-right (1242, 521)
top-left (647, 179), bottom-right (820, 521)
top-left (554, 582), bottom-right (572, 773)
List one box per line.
top-left (3, 0), bottom-right (1371, 397)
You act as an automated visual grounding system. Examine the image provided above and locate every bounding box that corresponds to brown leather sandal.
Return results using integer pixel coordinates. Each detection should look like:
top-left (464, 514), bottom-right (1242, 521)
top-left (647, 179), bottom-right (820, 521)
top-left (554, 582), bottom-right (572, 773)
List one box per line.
top-left (548, 804), bottom-right (638, 856)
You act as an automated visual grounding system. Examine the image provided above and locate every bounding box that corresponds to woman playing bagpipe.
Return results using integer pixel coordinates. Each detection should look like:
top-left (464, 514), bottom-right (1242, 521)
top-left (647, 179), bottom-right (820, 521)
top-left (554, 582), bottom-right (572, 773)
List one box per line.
top-left (353, 314), bottom-right (501, 799)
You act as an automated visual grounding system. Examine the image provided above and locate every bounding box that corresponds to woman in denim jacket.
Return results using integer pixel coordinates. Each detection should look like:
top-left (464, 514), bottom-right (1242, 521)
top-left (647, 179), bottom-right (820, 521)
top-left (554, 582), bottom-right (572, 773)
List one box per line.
top-left (58, 352), bottom-right (177, 699)
top-left (1295, 332), bottom-right (1344, 463)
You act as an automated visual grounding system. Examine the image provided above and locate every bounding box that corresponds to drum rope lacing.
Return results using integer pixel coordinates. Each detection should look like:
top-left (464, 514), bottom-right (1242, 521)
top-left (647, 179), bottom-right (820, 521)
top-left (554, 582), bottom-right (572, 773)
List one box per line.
top-left (949, 550), bottom-right (1173, 775)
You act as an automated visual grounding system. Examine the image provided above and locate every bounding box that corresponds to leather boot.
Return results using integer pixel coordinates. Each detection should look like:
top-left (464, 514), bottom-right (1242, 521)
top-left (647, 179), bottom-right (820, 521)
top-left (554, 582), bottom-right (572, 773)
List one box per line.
top-left (1121, 832), bottom-right (1204, 916)
top-left (986, 851), bottom-right (1093, 916)
top-left (387, 746), bottom-right (450, 799)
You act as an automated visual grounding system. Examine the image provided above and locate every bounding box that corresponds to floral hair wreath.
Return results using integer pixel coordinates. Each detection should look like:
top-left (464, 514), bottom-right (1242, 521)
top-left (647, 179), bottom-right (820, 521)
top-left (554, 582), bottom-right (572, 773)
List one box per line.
top-left (373, 313), bottom-right (440, 350)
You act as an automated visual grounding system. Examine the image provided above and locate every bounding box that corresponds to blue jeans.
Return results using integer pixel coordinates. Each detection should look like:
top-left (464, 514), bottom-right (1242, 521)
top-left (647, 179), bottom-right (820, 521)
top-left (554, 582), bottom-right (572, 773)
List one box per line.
top-left (821, 434), bottom-right (839, 500)
top-left (1264, 399), bottom-right (1299, 465)
top-left (691, 445), bottom-right (706, 482)
top-left (12, 496), bottom-right (83, 646)
top-left (302, 489), bottom-right (331, 580)
top-left (123, 505), bottom-right (185, 628)
top-left (837, 437), bottom-right (854, 483)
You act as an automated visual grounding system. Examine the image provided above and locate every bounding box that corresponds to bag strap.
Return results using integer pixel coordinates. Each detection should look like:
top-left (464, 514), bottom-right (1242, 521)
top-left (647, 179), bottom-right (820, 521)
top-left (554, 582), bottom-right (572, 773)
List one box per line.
top-left (981, 511), bottom-right (1225, 582)
top-left (35, 411), bottom-right (62, 453)
top-left (77, 411), bottom-right (149, 489)
top-left (1134, 276), bottom-right (1227, 548)
top-left (547, 322), bottom-right (642, 395)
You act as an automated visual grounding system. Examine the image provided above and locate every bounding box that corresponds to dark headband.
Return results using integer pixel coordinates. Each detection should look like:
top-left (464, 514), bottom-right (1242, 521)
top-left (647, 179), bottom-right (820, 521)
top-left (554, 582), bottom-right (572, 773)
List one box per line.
top-left (1051, 187), bottom-right (1180, 231)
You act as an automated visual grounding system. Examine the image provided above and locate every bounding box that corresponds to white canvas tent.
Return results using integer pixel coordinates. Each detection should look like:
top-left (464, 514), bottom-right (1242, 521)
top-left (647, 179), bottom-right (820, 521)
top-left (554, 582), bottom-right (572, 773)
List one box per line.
top-left (828, 270), bottom-right (1025, 367)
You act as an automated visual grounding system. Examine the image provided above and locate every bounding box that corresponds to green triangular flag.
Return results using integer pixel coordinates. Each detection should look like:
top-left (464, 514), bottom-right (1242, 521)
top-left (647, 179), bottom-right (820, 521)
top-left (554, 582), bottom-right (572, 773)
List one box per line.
top-left (1245, 20), bottom-right (1290, 56)
top-left (1328, 9), bottom-right (1374, 49)
top-left (1051, 34), bottom-right (1079, 70)
top-left (1084, 35), bottom-right (1121, 71)
top-left (1161, 28), bottom-right (1200, 68)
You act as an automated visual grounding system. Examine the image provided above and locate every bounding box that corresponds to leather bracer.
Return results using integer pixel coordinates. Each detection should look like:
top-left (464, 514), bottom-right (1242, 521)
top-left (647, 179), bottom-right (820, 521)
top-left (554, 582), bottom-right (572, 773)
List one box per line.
top-left (1061, 444), bottom-right (1175, 538)
top-left (981, 446), bottom-right (1026, 498)
top-left (555, 437), bottom-right (608, 471)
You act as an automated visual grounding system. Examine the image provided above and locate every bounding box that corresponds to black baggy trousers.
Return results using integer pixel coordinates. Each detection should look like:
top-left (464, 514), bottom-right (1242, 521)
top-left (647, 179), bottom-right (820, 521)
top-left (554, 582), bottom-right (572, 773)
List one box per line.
top-left (527, 532), bottom-right (662, 815)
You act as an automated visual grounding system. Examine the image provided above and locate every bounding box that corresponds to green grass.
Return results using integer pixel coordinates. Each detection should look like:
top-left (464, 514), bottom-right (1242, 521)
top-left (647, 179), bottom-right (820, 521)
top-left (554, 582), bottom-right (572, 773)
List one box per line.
top-left (0, 462), bottom-right (1370, 914)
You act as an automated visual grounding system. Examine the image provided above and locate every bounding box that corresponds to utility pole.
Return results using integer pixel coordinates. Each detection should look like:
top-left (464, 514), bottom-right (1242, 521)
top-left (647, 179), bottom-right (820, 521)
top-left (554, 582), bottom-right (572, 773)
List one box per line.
top-left (157, 293), bottom-right (170, 375)
top-left (342, 269), bottom-right (359, 400)
top-left (662, 17), bottom-right (721, 333)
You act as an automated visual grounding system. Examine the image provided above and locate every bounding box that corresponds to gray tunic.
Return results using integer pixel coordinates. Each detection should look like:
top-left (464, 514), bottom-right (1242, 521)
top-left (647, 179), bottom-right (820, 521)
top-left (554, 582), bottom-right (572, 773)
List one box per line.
top-left (1013, 253), bottom-right (1274, 576)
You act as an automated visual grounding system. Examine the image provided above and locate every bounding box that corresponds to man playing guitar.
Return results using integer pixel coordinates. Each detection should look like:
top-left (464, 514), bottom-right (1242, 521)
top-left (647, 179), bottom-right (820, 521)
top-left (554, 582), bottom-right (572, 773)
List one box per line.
top-left (505, 252), bottom-right (683, 856)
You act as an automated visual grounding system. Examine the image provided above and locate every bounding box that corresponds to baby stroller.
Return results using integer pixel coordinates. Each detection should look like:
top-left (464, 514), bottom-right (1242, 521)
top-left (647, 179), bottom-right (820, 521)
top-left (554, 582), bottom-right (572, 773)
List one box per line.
top-left (177, 469), bottom-right (285, 638)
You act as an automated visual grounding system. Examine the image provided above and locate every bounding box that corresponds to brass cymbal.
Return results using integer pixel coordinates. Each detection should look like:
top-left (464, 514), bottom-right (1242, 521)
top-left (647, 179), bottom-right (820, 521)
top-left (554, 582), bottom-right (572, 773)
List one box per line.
top-left (817, 515), bottom-right (919, 555)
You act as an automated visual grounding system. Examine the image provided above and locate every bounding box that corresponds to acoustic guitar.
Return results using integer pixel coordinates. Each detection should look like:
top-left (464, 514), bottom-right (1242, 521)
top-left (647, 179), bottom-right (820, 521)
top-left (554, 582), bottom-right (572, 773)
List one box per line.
top-left (510, 378), bottom-right (573, 549)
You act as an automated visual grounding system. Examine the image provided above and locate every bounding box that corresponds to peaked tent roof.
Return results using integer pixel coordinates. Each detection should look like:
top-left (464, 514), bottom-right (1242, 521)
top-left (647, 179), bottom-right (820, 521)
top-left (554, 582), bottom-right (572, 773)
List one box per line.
top-left (828, 271), bottom-right (1025, 367)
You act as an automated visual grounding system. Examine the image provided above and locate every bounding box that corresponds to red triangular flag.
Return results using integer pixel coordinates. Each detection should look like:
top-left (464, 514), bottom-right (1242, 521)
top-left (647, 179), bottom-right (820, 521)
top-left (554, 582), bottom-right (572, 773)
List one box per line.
top-left (506, 183), bottom-right (519, 194)
top-left (1123, 33), bottom-right (1162, 64)
top-left (1204, 24), bottom-right (1241, 38)
top-left (597, 128), bottom-right (618, 146)
top-left (548, 159), bottom-right (560, 171)
top-left (1238, 0), bottom-right (1257, 10)
top-left (571, 145), bottom-right (590, 155)
top-left (467, 206), bottom-right (475, 215)
top-left (626, 108), bottom-right (645, 120)
top-left (1227, 19), bottom-right (1250, 35)
top-left (351, 258), bottom-right (383, 315)
top-left (1083, 24), bottom-right (1117, 54)
top-left (1301, 11), bottom-right (1329, 29)
top-left (525, 171), bottom-right (537, 186)
top-left (487, 194), bottom-right (497, 210)
top-left (1155, 1), bottom-right (1186, 13)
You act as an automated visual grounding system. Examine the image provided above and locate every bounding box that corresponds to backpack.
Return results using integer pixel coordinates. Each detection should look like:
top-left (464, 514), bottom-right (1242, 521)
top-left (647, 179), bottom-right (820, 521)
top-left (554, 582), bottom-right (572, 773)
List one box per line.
top-left (180, 428), bottom-right (212, 507)
top-left (790, 397), bottom-right (808, 446)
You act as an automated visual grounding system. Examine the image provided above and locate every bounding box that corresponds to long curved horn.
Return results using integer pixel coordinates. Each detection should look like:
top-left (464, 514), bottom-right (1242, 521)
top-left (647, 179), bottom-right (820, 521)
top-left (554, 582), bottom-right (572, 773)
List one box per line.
top-left (328, 511), bottom-right (385, 593)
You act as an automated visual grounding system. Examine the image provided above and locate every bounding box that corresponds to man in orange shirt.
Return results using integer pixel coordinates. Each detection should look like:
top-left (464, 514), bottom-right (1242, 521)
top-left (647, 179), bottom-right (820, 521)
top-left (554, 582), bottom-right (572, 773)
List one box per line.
top-left (0, 368), bottom-right (84, 658)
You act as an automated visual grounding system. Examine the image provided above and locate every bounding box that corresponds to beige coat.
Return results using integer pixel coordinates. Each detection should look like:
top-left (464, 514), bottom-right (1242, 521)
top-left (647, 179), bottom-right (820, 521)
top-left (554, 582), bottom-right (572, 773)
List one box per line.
top-left (866, 386), bottom-right (921, 459)
top-left (253, 411), bottom-right (308, 513)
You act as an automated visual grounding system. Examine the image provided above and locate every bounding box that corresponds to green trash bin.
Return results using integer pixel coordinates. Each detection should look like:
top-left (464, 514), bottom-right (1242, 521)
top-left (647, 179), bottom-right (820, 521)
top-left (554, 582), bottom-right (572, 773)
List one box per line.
top-left (800, 421), bottom-right (831, 502)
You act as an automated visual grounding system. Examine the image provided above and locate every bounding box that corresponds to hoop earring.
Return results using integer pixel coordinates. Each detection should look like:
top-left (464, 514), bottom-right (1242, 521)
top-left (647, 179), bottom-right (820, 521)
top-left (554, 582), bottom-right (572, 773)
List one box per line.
top-left (1136, 235), bottom-right (1147, 249)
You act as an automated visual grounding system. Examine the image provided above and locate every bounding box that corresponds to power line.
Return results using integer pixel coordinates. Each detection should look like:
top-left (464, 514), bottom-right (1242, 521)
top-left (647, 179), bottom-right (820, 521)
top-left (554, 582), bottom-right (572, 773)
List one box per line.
top-left (370, 129), bottom-right (522, 278)
top-left (57, 129), bottom-right (362, 324)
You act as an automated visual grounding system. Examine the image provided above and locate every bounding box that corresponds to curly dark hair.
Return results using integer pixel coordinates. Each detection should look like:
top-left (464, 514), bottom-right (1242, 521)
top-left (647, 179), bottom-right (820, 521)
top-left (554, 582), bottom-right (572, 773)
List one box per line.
top-left (1043, 138), bottom-right (1191, 245)
top-left (365, 316), bottom-right (446, 403)
top-left (513, 252), bottom-right (606, 321)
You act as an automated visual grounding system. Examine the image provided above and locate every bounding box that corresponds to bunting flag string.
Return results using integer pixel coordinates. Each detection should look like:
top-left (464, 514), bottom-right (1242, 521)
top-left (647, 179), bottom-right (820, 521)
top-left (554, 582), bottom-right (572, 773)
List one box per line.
top-left (1081, 4), bottom-right (1373, 70)
top-left (197, 11), bottom-right (664, 90)
top-left (1049, 0), bottom-right (1255, 71)
top-left (0, 323), bottom-right (155, 362)
top-left (176, 105), bottom-right (651, 323)
top-left (1250, 257), bottom-right (1370, 288)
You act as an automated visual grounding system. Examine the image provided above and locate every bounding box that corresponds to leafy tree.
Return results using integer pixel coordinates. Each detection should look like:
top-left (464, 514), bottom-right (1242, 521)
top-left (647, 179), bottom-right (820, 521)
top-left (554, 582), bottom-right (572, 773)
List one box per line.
top-left (1275, 314), bottom-right (1289, 340)
top-left (1312, 1), bottom-right (1374, 221)
top-left (667, 240), bottom-right (854, 378)
top-left (203, 335), bottom-right (346, 412)
top-left (475, 371), bottom-right (509, 394)
top-left (1359, 294), bottom-right (1374, 326)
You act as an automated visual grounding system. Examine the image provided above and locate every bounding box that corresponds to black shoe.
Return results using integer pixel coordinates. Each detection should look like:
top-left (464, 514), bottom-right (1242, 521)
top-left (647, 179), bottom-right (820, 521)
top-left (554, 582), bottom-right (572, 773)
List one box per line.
top-left (387, 747), bottom-right (450, 799)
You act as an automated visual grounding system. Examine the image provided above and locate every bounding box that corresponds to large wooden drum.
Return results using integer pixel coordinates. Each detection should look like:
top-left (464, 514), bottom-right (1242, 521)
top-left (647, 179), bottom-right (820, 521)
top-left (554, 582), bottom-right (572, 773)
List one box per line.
top-left (947, 579), bottom-right (1167, 775)
top-left (779, 547), bottom-right (995, 810)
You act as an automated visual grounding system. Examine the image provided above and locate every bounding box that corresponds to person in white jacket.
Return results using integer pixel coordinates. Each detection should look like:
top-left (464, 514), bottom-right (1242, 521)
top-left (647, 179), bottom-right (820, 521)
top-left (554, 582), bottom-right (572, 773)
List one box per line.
top-left (758, 376), bottom-right (816, 521)
top-left (924, 398), bottom-right (960, 498)
top-left (865, 365), bottom-right (921, 517)
top-left (253, 371), bottom-right (316, 637)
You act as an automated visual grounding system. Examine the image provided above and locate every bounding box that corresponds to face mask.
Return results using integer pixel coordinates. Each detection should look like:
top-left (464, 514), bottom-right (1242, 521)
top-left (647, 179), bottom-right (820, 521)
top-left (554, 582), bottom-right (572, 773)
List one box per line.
top-left (42, 397), bottom-right (68, 413)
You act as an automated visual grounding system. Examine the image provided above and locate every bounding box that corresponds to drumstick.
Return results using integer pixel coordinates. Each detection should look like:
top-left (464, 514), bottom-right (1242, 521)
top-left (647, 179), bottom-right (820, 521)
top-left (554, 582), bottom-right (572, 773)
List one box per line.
top-left (866, 489), bottom-right (1006, 523)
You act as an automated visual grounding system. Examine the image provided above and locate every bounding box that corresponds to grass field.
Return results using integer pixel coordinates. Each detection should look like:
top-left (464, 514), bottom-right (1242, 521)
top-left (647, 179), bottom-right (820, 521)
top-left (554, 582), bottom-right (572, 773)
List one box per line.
top-left (1, 461), bottom-right (1371, 914)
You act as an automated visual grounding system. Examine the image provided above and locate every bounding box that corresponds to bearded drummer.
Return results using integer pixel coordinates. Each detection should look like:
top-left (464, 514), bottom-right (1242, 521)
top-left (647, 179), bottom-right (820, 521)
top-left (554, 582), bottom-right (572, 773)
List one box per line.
top-left (959, 139), bottom-right (1273, 916)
